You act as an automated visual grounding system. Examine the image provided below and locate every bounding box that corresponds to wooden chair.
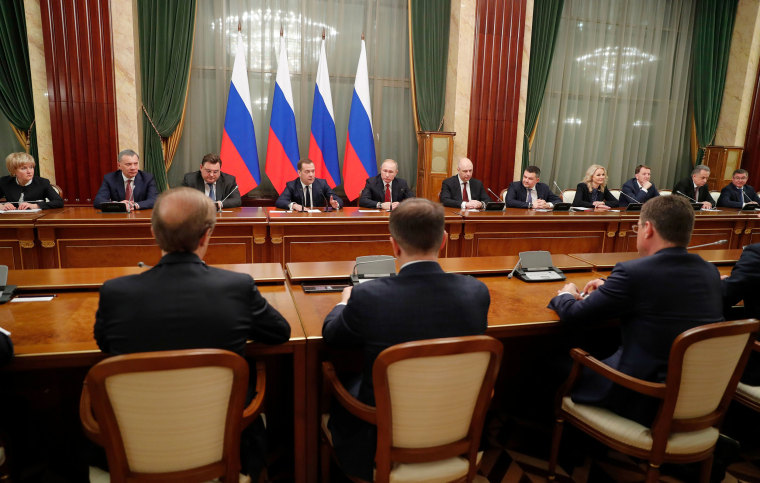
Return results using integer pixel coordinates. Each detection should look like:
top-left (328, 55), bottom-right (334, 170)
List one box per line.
top-left (561, 189), bottom-right (576, 203)
top-left (660, 189), bottom-right (672, 196)
top-left (734, 340), bottom-right (760, 412)
top-left (548, 319), bottom-right (760, 483)
top-left (320, 335), bottom-right (503, 483)
top-left (80, 349), bottom-right (265, 483)
top-left (710, 191), bottom-right (720, 204)
top-left (51, 184), bottom-right (63, 198)
top-left (609, 189), bottom-right (621, 200)
top-left (499, 188), bottom-right (508, 202)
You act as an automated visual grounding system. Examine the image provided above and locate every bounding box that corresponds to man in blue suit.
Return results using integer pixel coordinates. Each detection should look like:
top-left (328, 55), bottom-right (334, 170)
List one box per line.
top-left (548, 195), bottom-right (723, 425)
top-left (620, 164), bottom-right (660, 206)
top-left (93, 149), bottom-right (158, 210)
top-left (717, 169), bottom-right (760, 208)
top-left (322, 198), bottom-right (490, 480)
top-left (274, 159), bottom-right (342, 211)
top-left (505, 165), bottom-right (562, 209)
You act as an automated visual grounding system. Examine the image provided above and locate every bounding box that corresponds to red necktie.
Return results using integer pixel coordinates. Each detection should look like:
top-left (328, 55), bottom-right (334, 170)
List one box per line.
top-left (125, 179), bottom-right (133, 201)
top-left (384, 183), bottom-right (391, 202)
top-left (462, 182), bottom-right (469, 202)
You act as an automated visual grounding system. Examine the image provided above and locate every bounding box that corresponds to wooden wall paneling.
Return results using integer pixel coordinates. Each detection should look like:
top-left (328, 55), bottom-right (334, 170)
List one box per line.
top-left (39, 0), bottom-right (118, 204)
top-left (468, 0), bottom-right (526, 193)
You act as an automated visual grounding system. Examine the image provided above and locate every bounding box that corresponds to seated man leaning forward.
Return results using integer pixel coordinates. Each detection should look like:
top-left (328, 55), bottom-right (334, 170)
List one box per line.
top-left (322, 198), bottom-right (490, 481)
top-left (620, 164), bottom-right (660, 206)
top-left (673, 164), bottom-right (714, 209)
top-left (93, 149), bottom-right (158, 211)
top-left (358, 158), bottom-right (413, 210)
top-left (439, 157), bottom-right (491, 210)
top-left (274, 159), bottom-right (343, 211)
top-left (505, 165), bottom-right (562, 209)
top-left (0, 152), bottom-right (63, 210)
top-left (182, 153), bottom-right (242, 210)
top-left (717, 169), bottom-right (760, 209)
top-left (94, 187), bottom-right (290, 479)
top-left (548, 195), bottom-right (723, 426)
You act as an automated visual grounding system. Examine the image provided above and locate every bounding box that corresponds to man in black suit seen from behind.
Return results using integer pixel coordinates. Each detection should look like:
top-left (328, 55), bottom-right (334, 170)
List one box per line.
top-left (358, 159), bottom-right (413, 209)
top-left (716, 169), bottom-right (760, 209)
top-left (274, 159), bottom-right (342, 210)
top-left (93, 149), bottom-right (158, 211)
top-left (505, 165), bottom-right (562, 209)
top-left (620, 164), bottom-right (660, 206)
top-left (439, 157), bottom-right (490, 209)
top-left (549, 195), bottom-right (723, 426)
top-left (322, 198), bottom-right (490, 481)
top-left (94, 187), bottom-right (290, 481)
top-left (672, 164), bottom-right (714, 209)
top-left (181, 153), bottom-right (242, 210)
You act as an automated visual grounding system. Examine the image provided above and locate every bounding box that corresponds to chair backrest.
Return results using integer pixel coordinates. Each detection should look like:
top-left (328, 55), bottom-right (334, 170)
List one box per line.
top-left (80, 349), bottom-right (250, 482)
top-left (660, 189), bottom-right (672, 196)
top-left (710, 191), bottom-right (720, 203)
top-left (499, 188), bottom-right (508, 202)
top-left (609, 189), bottom-right (621, 200)
top-left (371, 335), bottom-right (502, 481)
top-left (652, 319), bottom-right (759, 443)
top-left (561, 189), bottom-right (576, 203)
top-left (51, 184), bottom-right (63, 198)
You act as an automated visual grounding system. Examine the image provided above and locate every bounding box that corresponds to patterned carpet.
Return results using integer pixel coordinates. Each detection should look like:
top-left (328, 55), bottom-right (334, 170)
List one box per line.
top-left (478, 411), bottom-right (760, 483)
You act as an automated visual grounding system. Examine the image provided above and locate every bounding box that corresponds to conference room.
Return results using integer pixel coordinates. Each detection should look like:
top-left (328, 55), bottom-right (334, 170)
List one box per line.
top-left (2, 0), bottom-right (760, 482)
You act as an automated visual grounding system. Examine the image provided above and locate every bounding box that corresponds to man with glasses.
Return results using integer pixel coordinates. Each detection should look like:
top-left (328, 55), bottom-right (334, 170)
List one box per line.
top-left (548, 195), bottom-right (723, 426)
top-left (716, 169), bottom-right (760, 208)
top-left (182, 153), bottom-right (242, 210)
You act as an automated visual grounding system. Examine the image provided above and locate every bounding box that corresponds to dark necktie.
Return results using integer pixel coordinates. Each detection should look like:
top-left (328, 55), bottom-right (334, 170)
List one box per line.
top-left (694, 187), bottom-right (699, 202)
top-left (125, 179), bottom-right (133, 201)
top-left (305, 185), bottom-right (311, 208)
top-left (208, 183), bottom-right (215, 201)
top-left (527, 189), bottom-right (533, 205)
top-left (462, 182), bottom-right (469, 202)
top-left (384, 183), bottom-right (391, 202)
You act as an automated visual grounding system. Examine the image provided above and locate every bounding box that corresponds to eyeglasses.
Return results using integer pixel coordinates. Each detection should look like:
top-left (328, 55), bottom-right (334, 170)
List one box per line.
top-left (202, 169), bottom-right (220, 175)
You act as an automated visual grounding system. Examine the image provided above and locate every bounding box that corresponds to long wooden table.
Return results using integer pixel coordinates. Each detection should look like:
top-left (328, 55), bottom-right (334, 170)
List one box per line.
top-left (0, 211), bottom-right (45, 269)
top-left (0, 264), bottom-right (309, 483)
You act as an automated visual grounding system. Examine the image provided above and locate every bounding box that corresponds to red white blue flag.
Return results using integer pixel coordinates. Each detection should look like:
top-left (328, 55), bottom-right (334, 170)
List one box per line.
top-left (342, 39), bottom-right (376, 201)
top-left (308, 39), bottom-right (340, 188)
top-left (220, 33), bottom-right (260, 195)
top-left (265, 35), bottom-right (300, 194)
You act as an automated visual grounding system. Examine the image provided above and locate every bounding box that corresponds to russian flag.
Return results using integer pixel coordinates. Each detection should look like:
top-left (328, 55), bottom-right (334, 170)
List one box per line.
top-left (342, 39), bottom-right (376, 201)
top-left (308, 39), bottom-right (340, 188)
top-left (220, 32), bottom-right (260, 195)
top-left (265, 35), bottom-right (300, 194)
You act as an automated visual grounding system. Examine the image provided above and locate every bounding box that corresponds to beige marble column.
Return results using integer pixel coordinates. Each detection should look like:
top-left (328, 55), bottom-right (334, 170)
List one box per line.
top-left (715, 0), bottom-right (760, 147)
top-left (24, 0), bottom-right (54, 180)
top-left (514, 0), bottom-right (533, 181)
top-left (443, 0), bottom-right (476, 174)
top-left (112, 0), bottom-right (141, 160)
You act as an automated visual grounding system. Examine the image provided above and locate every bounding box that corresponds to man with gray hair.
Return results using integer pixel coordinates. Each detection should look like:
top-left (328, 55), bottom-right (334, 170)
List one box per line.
top-left (93, 149), bottom-right (158, 210)
top-left (672, 164), bottom-right (714, 209)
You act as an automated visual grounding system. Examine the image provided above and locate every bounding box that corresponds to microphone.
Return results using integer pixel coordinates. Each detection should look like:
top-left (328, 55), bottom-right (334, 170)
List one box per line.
top-left (487, 188), bottom-right (502, 201)
top-left (322, 193), bottom-right (334, 212)
top-left (741, 189), bottom-right (758, 207)
top-left (137, 261), bottom-right (151, 268)
top-left (687, 239), bottom-right (727, 250)
top-left (218, 185), bottom-right (239, 208)
top-left (618, 190), bottom-right (642, 205)
top-left (675, 190), bottom-right (698, 203)
top-left (507, 258), bottom-right (521, 279)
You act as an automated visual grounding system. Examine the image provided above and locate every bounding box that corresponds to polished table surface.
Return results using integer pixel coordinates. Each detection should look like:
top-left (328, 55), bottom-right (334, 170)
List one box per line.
top-left (8, 263), bottom-right (286, 290)
top-left (286, 254), bottom-right (593, 282)
top-left (568, 248), bottom-right (745, 269)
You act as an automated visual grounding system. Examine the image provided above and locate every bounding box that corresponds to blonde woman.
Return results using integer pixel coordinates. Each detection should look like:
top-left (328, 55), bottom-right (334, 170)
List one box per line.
top-left (572, 164), bottom-right (618, 210)
top-left (0, 152), bottom-right (63, 210)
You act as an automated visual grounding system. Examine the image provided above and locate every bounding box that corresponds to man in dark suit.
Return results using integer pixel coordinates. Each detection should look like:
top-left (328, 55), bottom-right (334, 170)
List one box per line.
top-left (93, 149), bottom-right (158, 210)
top-left (672, 164), bottom-right (714, 209)
top-left (721, 243), bottom-right (760, 384)
top-left (548, 195), bottom-right (723, 425)
top-left (322, 198), bottom-right (490, 480)
top-left (358, 159), bottom-right (413, 209)
top-left (274, 159), bottom-right (342, 210)
top-left (717, 169), bottom-right (760, 209)
top-left (439, 157), bottom-right (491, 209)
top-left (620, 164), bottom-right (660, 206)
top-left (505, 165), bottom-right (562, 209)
top-left (94, 187), bottom-right (290, 479)
top-left (182, 153), bottom-right (242, 210)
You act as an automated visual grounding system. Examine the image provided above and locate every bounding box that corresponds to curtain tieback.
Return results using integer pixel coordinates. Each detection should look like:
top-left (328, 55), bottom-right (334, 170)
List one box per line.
top-left (141, 104), bottom-right (163, 139)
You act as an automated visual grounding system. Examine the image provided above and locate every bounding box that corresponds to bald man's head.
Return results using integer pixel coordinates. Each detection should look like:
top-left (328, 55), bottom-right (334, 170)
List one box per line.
top-left (457, 157), bottom-right (474, 182)
top-left (151, 187), bottom-right (216, 253)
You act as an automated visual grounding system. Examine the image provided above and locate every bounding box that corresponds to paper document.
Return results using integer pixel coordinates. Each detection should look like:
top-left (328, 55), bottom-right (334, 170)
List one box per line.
top-left (11, 295), bottom-right (55, 302)
top-left (0, 209), bottom-right (41, 213)
top-left (522, 271), bottom-right (564, 281)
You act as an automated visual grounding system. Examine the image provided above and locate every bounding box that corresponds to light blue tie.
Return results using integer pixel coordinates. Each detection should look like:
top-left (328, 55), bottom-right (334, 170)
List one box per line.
top-left (208, 183), bottom-right (215, 201)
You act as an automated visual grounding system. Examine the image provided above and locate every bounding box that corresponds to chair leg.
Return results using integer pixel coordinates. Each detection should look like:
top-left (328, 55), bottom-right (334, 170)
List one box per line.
top-left (644, 463), bottom-right (660, 483)
top-left (547, 417), bottom-right (564, 480)
top-left (699, 455), bottom-right (714, 483)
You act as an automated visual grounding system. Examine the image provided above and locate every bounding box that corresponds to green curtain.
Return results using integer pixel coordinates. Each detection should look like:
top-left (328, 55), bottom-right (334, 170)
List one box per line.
top-left (692, 0), bottom-right (738, 164)
top-left (138, 0), bottom-right (196, 192)
top-left (521, 0), bottom-right (564, 171)
top-left (0, 0), bottom-right (38, 173)
top-left (411, 0), bottom-right (450, 131)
